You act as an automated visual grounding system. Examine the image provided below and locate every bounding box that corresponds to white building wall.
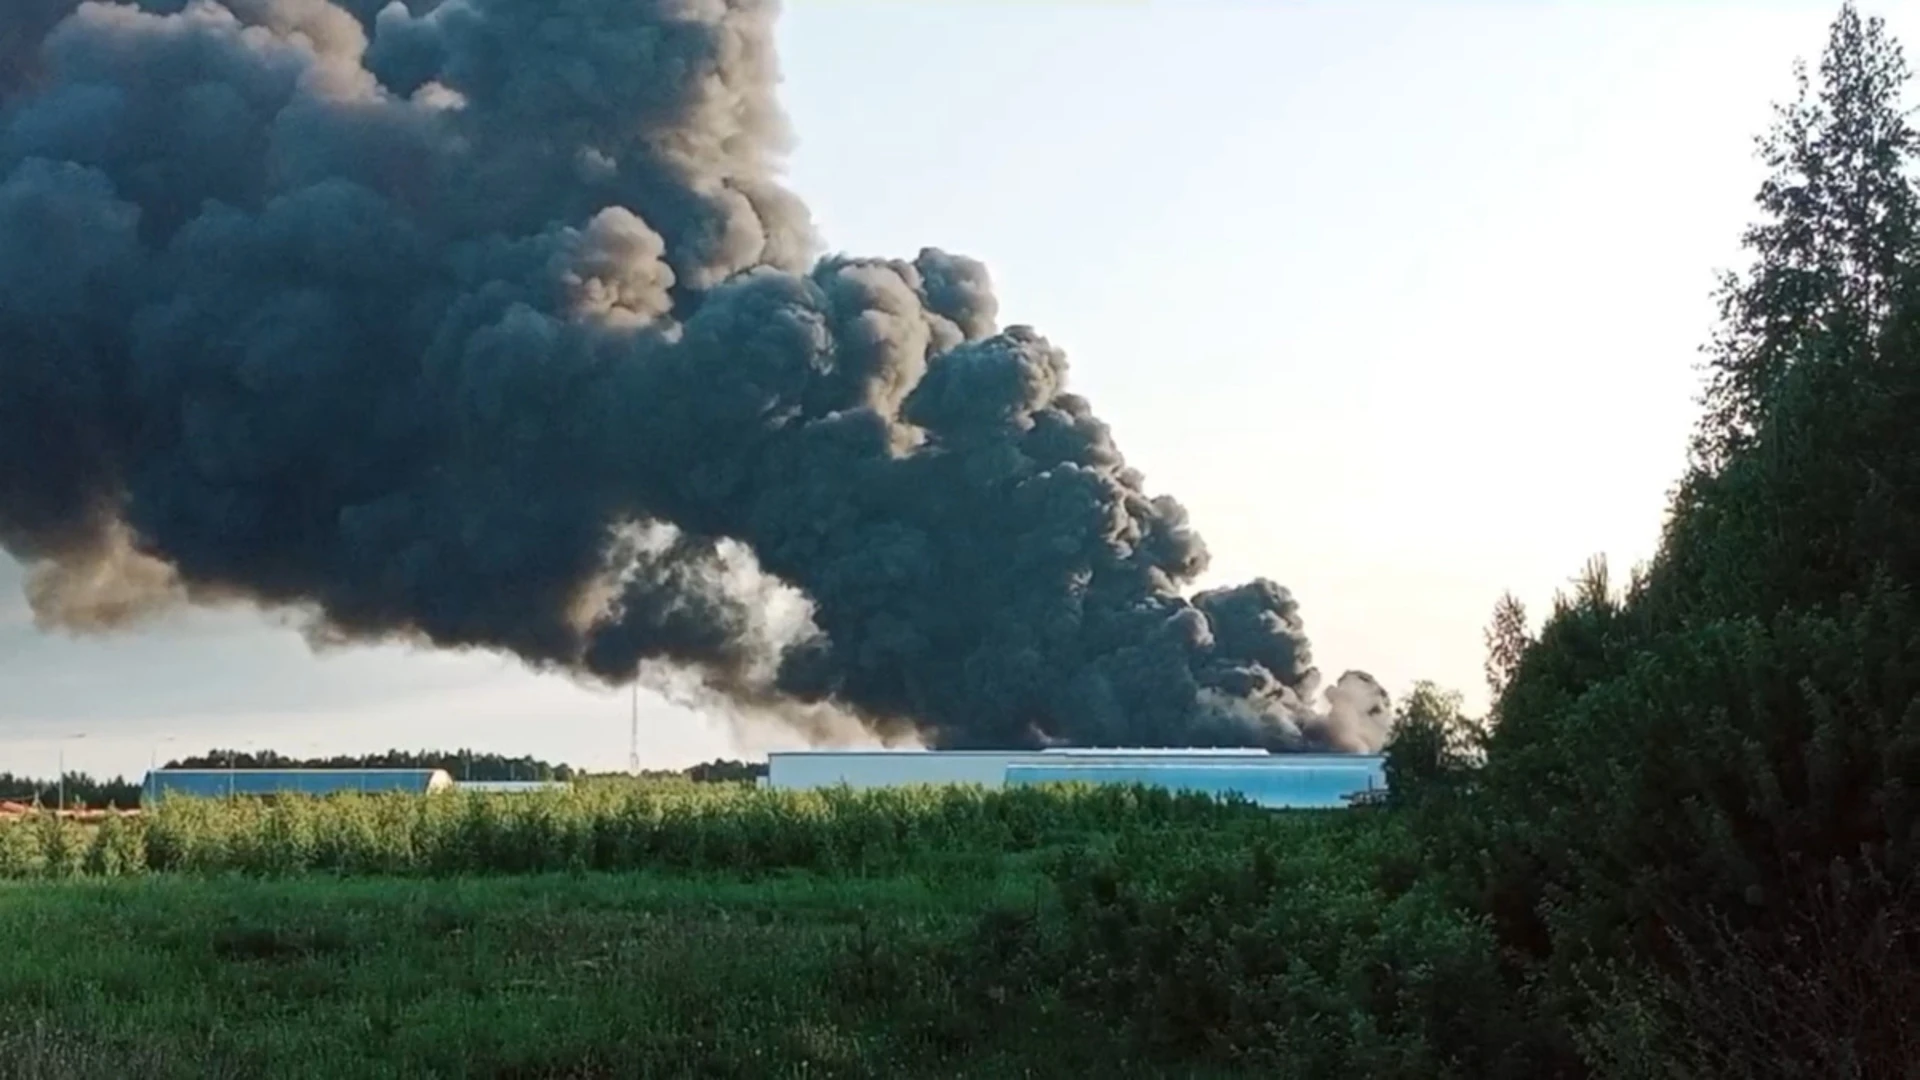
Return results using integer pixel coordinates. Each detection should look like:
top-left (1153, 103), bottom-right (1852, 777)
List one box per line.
top-left (767, 751), bottom-right (1018, 790)
top-left (454, 780), bottom-right (570, 794)
top-left (764, 748), bottom-right (1379, 792)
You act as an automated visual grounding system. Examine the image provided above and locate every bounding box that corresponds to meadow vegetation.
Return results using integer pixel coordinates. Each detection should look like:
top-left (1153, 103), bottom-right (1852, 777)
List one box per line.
top-left (0, 787), bottom-right (1379, 1078)
top-left (6, 5), bottom-right (1920, 1077)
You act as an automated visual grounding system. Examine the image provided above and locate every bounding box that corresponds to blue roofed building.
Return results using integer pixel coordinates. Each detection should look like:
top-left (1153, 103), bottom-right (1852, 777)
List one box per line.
top-left (141, 768), bottom-right (455, 806)
top-left (1003, 756), bottom-right (1387, 809)
top-left (766, 749), bottom-right (1391, 807)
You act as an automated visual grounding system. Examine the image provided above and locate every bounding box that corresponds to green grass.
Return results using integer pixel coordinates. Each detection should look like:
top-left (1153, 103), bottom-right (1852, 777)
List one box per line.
top-left (0, 788), bottom-right (1355, 1077)
top-left (0, 870), bottom-right (1104, 1079)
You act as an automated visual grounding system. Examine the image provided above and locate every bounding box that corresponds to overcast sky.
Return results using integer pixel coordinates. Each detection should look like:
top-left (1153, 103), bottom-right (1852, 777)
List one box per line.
top-left (0, 0), bottom-right (1892, 778)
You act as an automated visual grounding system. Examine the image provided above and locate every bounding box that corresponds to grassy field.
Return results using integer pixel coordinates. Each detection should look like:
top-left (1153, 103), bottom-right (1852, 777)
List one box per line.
top-left (0, 871), bottom-right (1141, 1079)
top-left (0, 784), bottom-right (1333, 1078)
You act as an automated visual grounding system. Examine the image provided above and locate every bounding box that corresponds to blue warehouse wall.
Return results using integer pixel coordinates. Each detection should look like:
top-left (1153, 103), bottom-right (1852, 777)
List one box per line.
top-left (1004, 759), bottom-right (1385, 809)
top-left (142, 769), bottom-right (454, 805)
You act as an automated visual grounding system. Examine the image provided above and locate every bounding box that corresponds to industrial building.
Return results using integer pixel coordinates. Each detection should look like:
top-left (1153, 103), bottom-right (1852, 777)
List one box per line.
top-left (763, 749), bottom-right (1386, 809)
top-left (141, 768), bottom-right (456, 805)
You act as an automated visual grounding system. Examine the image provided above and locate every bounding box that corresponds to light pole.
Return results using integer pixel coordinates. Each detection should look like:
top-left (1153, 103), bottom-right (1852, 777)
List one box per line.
top-left (629, 682), bottom-right (641, 776)
top-left (148, 735), bottom-right (176, 808)
top-left (149, 734), bottom-right (177, 775)
top-left (57, 733), bottom-right (86, 813)
top-left (228, 739), bottom-right (252, 799)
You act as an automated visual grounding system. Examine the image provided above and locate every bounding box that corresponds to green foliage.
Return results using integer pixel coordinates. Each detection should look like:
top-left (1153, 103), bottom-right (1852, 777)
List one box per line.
top-left (1480, 584), bottom-right (1920, 1074)
top-left (0, 872), bottom-right (1183, 1079)
top-left (1693, 1), bottom-right (1920, 472)
top-left (149, 749), bottom-right (770, 785)
top-left (1382, 681), bottom-right (1482, 809)
top-left (1436, 8), bottom-right (1920, 1074)
top-left (901, 813), bottom-right (1544, 1079)
top-left (3, 788), bottom-right (1493, 1076)
top-left (0, 780), bottom-right (1271, 882)
top-left (30, 812), bottom-right (83, 880)
top-left (684, 758), bottom-right (771, 783)
top-left (1641, 2), bottom-right (1920, 634)
top-left (0, 818), bottom-right (35, 878)
top-left (82, 811), bottom-right (146, 877)
top-left (1483, 592), bottom-right (1532, 704)
top-left (0, 771), bottom-right (142, 810)
top-left (167, 747), bottom-right (579, 782)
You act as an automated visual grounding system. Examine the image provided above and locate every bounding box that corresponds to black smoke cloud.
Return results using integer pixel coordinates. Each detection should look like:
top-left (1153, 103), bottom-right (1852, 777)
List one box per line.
top-left (0, 0), bottom-right (1390, 751)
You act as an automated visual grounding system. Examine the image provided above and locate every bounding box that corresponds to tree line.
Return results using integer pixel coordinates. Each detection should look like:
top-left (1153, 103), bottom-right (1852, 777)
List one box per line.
top-left (166, 748), bottom-right (582, 782)
top-left (0, 772), bottom-right (142, 811)
top-left (0, 753), bottom-right (770, 808)
top-left (1366, 5), bottom-right (1920, 1071)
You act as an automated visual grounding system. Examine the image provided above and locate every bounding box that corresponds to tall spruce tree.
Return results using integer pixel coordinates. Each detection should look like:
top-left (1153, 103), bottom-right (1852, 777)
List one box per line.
top-left (1692, 2), bottom-right (1920, 473)
top-left (1455, 9), bottom-right (1920, 1073)
top-left (1482, 591), bottom-right (1531, 704)
top-left (1645, 1), bottom-right (1920, 629)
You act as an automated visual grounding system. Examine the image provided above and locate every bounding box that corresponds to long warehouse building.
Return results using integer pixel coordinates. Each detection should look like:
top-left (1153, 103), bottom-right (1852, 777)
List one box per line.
top-left (143, 768), bottom-right (456, 805)
top-left (765, 748), bottom-right (1386, 809)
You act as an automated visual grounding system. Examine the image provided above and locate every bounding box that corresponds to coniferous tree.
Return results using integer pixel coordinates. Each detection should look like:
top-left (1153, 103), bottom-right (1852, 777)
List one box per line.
top-left (1482, 592), bottom-right (1531, 704)
top-left (1450, 11), bottom-right (1920, 1073)
top-left (1692, 1), bottom-right (1920, 473)
top-left (1652, 4), bottom-right (1920, 630)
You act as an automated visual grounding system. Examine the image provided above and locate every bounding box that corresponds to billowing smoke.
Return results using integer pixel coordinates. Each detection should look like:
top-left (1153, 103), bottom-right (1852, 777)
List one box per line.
top-left (0, 0), bottom-right (1392, 751)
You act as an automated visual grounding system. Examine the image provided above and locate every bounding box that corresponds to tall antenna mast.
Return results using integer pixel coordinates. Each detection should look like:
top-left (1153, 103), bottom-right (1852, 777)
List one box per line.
top-left (628, 682), bottom-right (640, 776)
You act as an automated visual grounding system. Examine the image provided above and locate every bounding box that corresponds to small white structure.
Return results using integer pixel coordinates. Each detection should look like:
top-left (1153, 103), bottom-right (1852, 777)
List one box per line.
top-left (764, 748), bottom-right (1385, 807)
top-left (453, 780), bottom-right (571, 794)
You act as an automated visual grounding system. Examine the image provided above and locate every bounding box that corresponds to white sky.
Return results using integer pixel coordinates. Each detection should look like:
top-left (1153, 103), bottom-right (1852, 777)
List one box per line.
top-left (0, 1), bottom-right (1898, 778)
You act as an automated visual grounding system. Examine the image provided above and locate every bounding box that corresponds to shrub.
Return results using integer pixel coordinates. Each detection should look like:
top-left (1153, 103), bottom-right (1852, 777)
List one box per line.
top-left (1469, 580), bottom-right (1920, 1075)
top-left (82, 813), bottom-right (146, 877)
top-left (925, 813), bottom-right (1549, 1080)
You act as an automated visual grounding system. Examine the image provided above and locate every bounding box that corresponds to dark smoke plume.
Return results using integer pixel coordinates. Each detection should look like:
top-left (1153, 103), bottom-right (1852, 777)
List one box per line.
top-left (0, 0), bottom-right (1390, 751)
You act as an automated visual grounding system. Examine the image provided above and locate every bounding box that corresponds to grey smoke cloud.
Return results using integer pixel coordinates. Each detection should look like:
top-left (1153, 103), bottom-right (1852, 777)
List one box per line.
top-left (0, 0), bottom-right (1390, 751)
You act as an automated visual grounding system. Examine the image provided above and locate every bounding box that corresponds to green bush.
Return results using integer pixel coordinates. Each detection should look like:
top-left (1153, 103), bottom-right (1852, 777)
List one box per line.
top-left (916, 813), bottom-right (1548, 1080)
top-left (0, 819), bottom-right (35, 878)
top-left (31, 814), bottom-right (82, 880)
top-left (1474, 582), bottom-right (1920, 1076)
top-left (82, 812), bottom-right (146, 877)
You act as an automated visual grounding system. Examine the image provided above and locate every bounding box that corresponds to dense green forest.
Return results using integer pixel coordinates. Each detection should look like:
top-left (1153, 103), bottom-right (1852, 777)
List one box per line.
top-left (0, 771), bottom-right (140, 811)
